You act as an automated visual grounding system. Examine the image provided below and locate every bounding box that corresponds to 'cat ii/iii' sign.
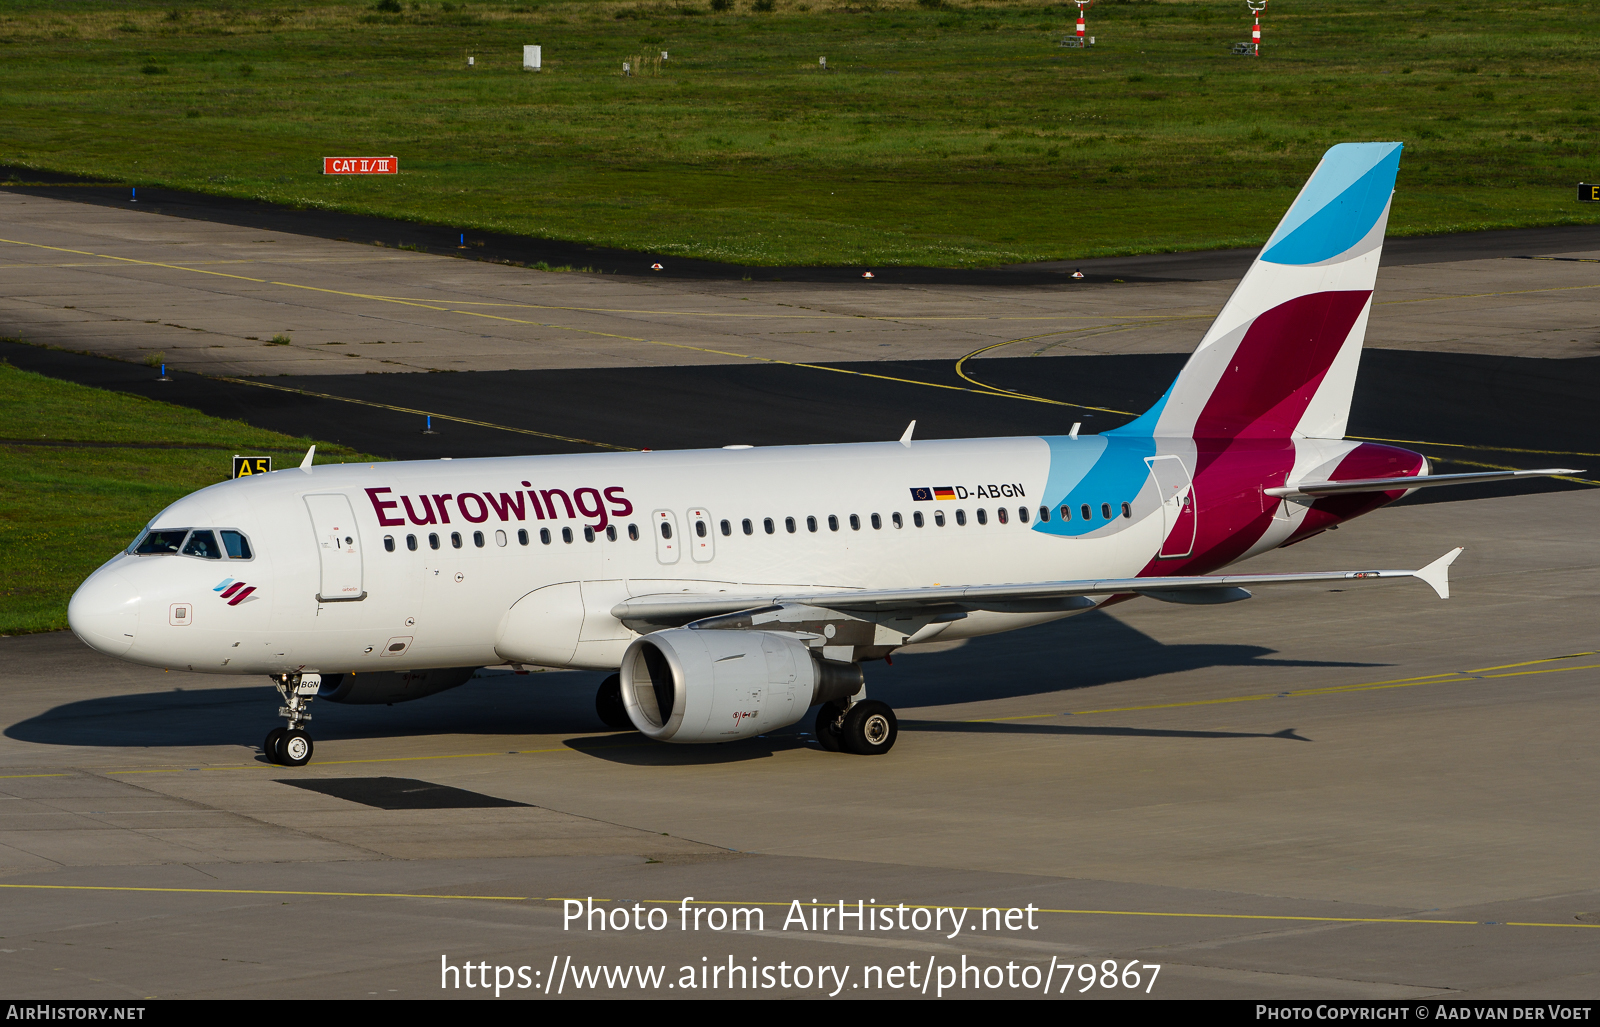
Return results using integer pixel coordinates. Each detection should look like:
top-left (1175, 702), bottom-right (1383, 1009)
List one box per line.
top-left (323, 156), bottom-right (398, 174)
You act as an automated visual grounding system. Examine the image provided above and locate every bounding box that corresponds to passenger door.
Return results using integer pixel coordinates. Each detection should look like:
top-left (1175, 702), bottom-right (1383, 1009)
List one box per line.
top-left (304, 493), bottom-right (366, 601)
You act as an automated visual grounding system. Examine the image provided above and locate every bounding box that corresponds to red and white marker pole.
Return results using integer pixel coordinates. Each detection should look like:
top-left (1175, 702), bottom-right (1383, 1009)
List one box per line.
top-left (1074, 0), bottom-right (1093, 43)
top-left (1247, 0), bottom-right (1268, 57)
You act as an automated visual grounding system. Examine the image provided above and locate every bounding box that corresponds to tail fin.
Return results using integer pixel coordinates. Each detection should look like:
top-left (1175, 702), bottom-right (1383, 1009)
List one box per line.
top-left (1112, 142), bottom-right (1403, 440)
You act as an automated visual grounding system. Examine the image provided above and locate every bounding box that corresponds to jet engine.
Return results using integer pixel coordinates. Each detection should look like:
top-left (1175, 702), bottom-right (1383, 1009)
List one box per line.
top-left (316, 667), bottom-right (478, 705)
top-left (619, 629), bottom-right (862, 743)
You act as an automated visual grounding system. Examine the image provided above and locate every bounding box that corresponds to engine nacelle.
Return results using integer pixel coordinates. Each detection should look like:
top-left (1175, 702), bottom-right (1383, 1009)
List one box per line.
top-left (619, 629), bottom-right (862, 743)
top-left (316, 667), bottom-right (478, 705)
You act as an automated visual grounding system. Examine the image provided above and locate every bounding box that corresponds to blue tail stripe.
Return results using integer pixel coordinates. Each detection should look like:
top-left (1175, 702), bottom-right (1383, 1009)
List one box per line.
top-left (1261, 143), bottom-right (1402, 266)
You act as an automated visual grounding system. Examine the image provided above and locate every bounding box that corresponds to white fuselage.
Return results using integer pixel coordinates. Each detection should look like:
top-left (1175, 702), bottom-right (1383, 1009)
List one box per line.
top-left (66, 433), bottom-right (1360, 677)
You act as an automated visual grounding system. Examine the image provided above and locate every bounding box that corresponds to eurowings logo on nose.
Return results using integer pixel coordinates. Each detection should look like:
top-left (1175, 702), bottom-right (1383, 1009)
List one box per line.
top-left (214, 578), bottom-right (259, 606)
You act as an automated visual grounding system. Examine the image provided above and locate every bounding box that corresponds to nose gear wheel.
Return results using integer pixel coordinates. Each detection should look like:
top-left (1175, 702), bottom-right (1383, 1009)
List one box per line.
top-left (266, 673), bottom-right (318, 766)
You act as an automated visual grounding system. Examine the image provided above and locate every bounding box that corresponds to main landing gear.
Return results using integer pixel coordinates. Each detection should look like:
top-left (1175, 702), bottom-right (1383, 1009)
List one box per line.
top-left (595, 673), bottom-right (631, 731)
top-left (265, 673), bottom-right (317, 766)
top-left (815, 697), bottom-right (898, 756)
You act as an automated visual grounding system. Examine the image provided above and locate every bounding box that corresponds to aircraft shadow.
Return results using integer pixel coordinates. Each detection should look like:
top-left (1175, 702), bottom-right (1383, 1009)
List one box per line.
top-left (562, 722), bottom-right (1309, 767)
top-left (7, 613), bottom-right (1373, 752)
top-left (865, 611), bottom-right (1382, 708)
top-left (899, 721), bottom-right (1310, 741)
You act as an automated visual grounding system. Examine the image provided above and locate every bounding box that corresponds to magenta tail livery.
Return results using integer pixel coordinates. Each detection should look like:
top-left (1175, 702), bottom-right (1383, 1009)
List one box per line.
top-left (67, 143), bottom-right (1578, 764)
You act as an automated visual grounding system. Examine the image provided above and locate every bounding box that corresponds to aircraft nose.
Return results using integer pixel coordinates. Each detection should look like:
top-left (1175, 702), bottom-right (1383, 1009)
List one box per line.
top-left (67, 570), bottom-right (141, 658)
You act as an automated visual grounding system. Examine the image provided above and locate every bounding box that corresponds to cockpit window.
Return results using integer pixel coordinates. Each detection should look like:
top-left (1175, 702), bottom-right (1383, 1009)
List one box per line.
top-left (182, 530), bottom-right (223, 560)
top-left (133, 529), bottom-right (188, 555)
top-left (130, 528), bottom-right (253, 559)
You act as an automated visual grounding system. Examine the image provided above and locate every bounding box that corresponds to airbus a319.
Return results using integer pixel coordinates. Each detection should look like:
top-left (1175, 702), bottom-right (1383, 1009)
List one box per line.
top-left (66, 143), bottom-right (1576, 766)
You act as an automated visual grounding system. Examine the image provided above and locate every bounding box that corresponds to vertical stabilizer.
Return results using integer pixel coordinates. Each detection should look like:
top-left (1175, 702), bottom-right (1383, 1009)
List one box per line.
top-left (1112, 142), bottom-right (1402, 440)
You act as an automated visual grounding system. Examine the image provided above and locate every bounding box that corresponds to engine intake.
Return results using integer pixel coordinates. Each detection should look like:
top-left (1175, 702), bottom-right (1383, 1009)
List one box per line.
top-left (316, 667), bottom-right (477, 705)
top-left (619, 629), bottom-right (862, 743)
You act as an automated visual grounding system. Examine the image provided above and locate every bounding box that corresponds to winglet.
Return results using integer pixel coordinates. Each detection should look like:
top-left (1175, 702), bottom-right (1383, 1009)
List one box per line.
top-left (899, 420), bottom-right (916, 448)
top-left (299, 445), bottom-right (316, 471)
top-left (1414, 547), bottom-right (1463, 599)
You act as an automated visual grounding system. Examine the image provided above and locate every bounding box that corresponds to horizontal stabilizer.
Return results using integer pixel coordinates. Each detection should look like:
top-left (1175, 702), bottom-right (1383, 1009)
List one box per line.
top-left (1265, 468), bottom-right (1581, 499)
top-left (1414, 547), bottom-right (1463, 600)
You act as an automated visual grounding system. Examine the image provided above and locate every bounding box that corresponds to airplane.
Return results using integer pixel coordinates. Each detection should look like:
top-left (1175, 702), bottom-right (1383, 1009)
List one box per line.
top-left (67, 142), bottom-right (1579, 767)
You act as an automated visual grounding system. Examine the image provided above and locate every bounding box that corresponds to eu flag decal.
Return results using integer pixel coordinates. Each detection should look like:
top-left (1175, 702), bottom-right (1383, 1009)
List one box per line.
top-left (911, 487), bottom-right (958, 502)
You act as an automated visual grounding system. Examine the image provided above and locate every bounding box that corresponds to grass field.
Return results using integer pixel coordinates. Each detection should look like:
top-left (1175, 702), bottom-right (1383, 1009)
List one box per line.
top-left (0, 0), bottom-right (1596, 264)
top-left (0, 360), bottom-right (376, 635)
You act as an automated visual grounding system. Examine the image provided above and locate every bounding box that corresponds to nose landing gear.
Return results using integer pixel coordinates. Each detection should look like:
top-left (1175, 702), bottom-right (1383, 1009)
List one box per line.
top-left (265, 673), bottom-right (318, 766)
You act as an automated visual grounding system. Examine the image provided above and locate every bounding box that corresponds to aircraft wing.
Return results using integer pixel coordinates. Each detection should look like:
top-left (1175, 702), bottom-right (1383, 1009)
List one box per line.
top-left (612, 548), bottom-right (1465, 627)
top-left (1264, 468), bottom-right (1580, 499)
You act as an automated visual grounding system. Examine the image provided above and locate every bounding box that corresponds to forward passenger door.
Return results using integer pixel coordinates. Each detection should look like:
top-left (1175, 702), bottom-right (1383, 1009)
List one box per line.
top-left (304, 494), bottom-right (365, 601)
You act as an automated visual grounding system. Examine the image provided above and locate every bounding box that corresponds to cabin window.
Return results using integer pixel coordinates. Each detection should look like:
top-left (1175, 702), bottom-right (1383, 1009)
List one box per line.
top-left (892, 512), bottom-right (903, 529)
top-left (495, 530), bottom-right (507, 547)
top-left (473, 531), bottom-right (485, 548)
top-left (849, 514), bottom-right (861, 531)
top-left (806, 516), bottom-right (818, 533)
top-left (407, 534), bottom-right (418, 551)
top-left (517, 529), bottom-right (529, 546)
top-left (383, 535), bottom-right (395, 553)
top-left (695, 520), bottom-right (707, 538)
top-left (1122, 502), bottom-right (1133, 519)
top-left (785, 517), bottom-right (796, 534)
top-left (540, 528), bottom-right (551, 545)
top-left (1081, 504), bottom-right (1092, 521)
top-left (743, 518), bottom-right (754, 535)
top-left (606, 525), bottom-right (618, 541)
top-left (429, 533), bottom-right (441, 550)
top-left (1060, 505), bottom-right (1072, 522)
top-left (871, 513), bottom-right (882, 530)
top-left (1038, 506), bottom-right (1050, 523)
top-left (955, 509), bottom-right (967, 526)
top-left (934, 510), bottom-right (945, 527)
top-left (183, 530), bottom-right (222, 559)
top-left (1101, 503), bottom-right (1113, 520)
top-left (912, 511), bottom-right (924, 528)
top-left (451, 532), bottom-right (463, 549)
top-left (997, 508), bottom-right (1009, 525)
top-left (221, 530), bottom-right (253, 559)
top-left (764, 518), bottom-right (775, 535)
top-left (720, 519), bottom-right (732, 536)
top-left (628, 523), bottom-right (639, 541)
top-left (562, 527), bottom-right (574, 544)
top-left (584, 526), bottom-right (595, 542)
top-left (828, 515), bottom-right (839, 531)
top-left (976, 508), bottom-right (988, 525)
top-left (659, 521), bottom-right (673, 540)
top-left (1018, 507), bottom-right (1030, 524)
